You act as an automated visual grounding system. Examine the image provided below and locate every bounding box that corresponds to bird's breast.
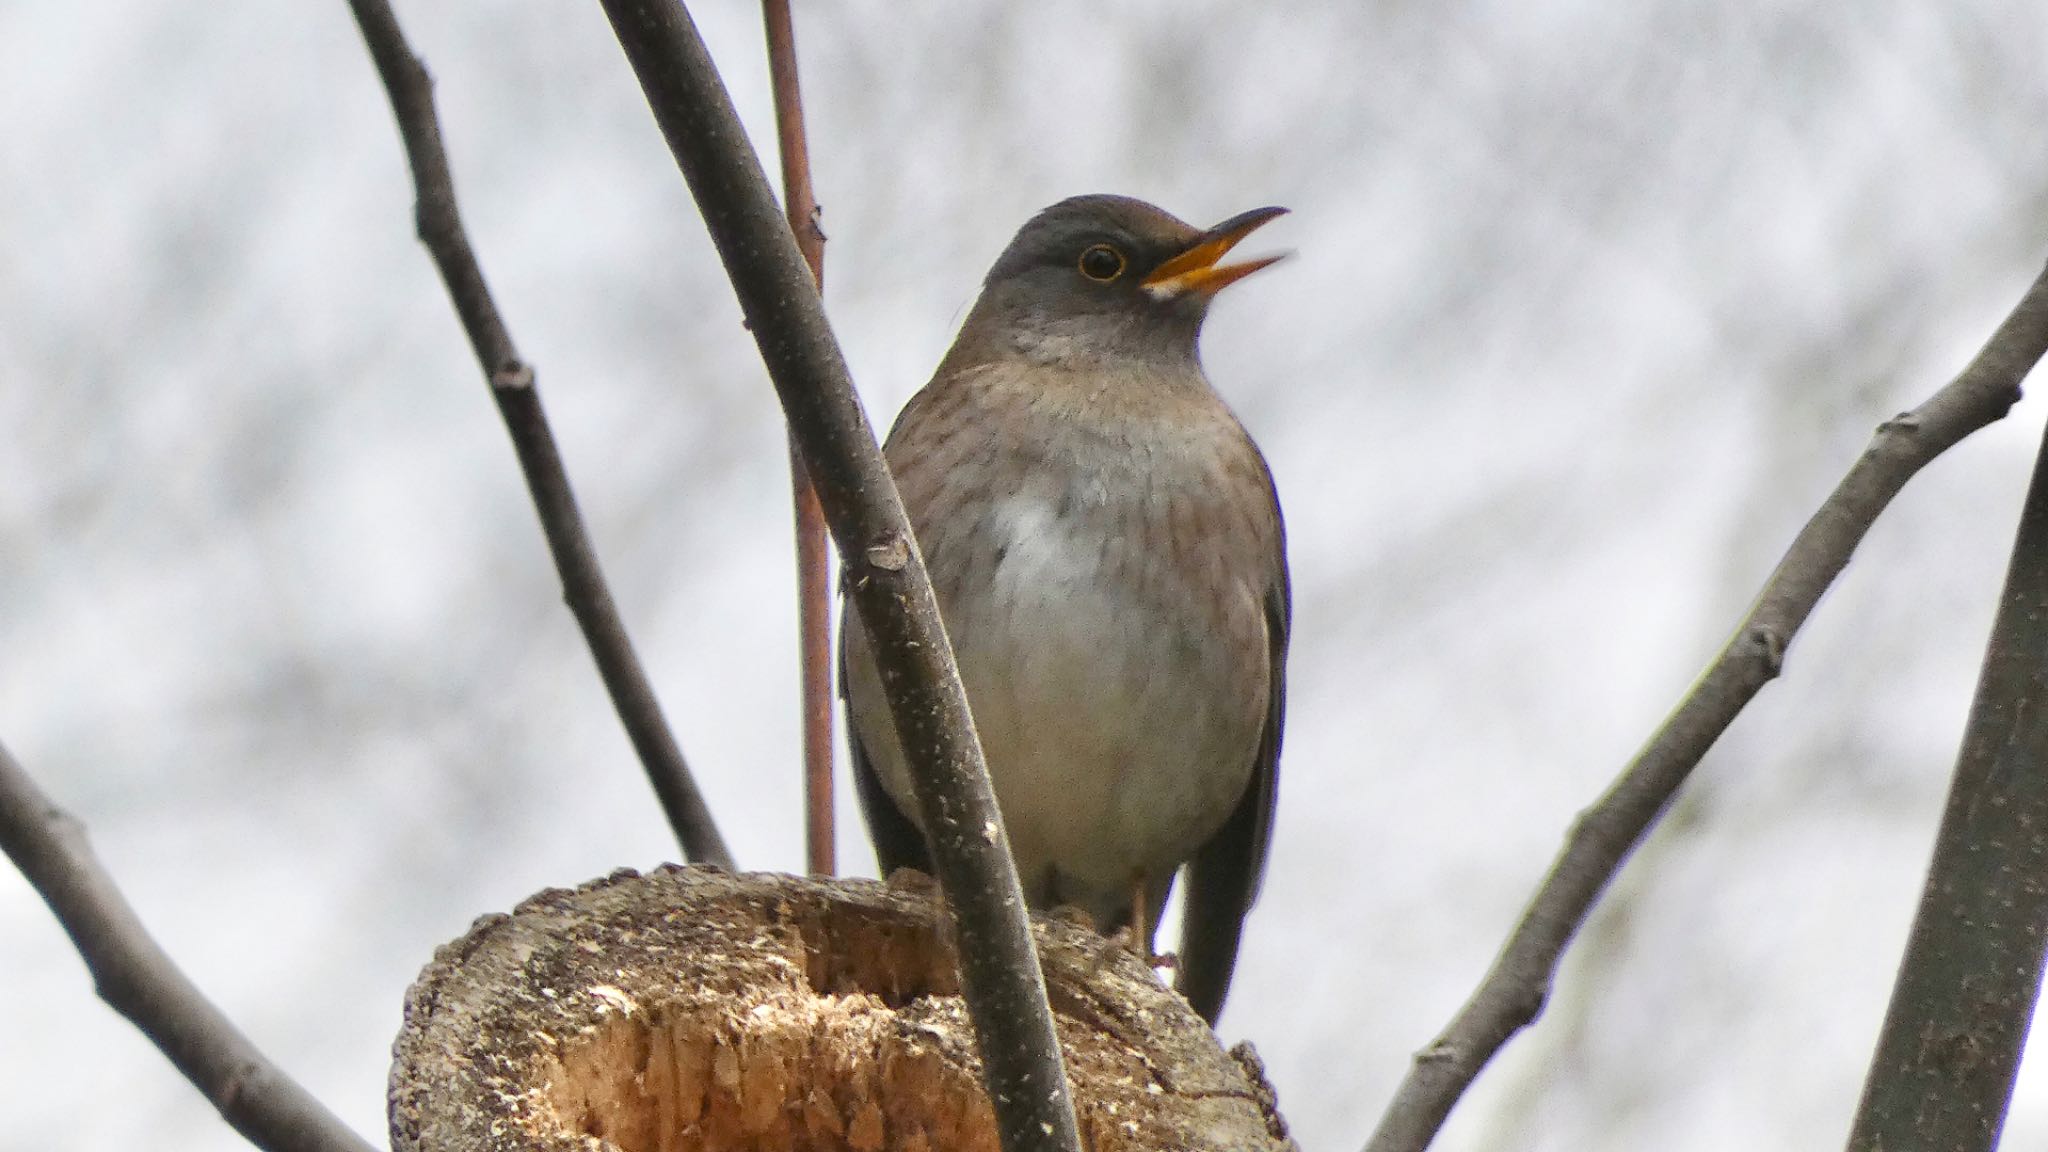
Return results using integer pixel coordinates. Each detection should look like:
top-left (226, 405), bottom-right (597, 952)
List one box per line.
top-left (874, 410), bottom-right (1276, 919)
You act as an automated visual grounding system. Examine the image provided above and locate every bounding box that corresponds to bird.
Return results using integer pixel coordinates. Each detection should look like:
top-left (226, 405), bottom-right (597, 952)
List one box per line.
top-left (839, 193), bottom-right (1289, 1025)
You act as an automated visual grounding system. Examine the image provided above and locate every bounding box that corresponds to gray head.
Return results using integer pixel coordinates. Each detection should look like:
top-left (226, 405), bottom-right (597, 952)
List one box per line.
top-left (952, 194), bottom-right (1288, 370)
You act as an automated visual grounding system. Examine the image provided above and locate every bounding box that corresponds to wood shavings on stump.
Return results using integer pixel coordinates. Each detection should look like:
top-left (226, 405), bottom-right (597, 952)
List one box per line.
top-left (388, 865), bottom-right (1295, 1152)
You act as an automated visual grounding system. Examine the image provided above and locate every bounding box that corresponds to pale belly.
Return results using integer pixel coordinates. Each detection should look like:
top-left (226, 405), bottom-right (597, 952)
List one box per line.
top-left (845, 485), bottom-right (1269, 927)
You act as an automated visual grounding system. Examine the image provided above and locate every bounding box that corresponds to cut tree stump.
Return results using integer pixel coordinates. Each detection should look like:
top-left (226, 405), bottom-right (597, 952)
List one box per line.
top-left (389, 865), bottom-right (1294, 1152)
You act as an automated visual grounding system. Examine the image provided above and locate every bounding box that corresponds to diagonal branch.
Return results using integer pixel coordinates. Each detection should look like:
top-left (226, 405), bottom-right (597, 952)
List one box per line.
top-left (1367, 257), bottom-right (2048, 1152)
top-left (1845, 364), bottom-right (2048, 1150)
top-left (593, 3), bottom-right (1083, 1150)
top-left (0, 740), bottom-right (379, 1152)
top-left (347, 0), bottom-right (732, 870)
top-left (760, 0), bottom-right (837, 878)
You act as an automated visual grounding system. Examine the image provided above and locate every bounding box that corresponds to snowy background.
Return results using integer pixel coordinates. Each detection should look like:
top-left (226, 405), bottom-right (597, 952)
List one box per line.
top-left (5, 3), bottom-right (2048, 1150)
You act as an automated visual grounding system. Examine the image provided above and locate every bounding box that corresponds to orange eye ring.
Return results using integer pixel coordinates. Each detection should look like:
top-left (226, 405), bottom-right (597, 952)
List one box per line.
top-left (1078, 243), bottom-right (1126, 282)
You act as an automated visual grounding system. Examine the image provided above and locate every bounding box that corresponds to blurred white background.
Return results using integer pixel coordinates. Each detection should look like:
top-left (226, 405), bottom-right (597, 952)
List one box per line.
top-left (5, 3), bottom-right (2048, 1150)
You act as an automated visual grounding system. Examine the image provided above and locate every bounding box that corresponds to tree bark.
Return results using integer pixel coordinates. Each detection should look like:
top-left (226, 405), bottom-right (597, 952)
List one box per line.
top-left (389, 867), bottom-right (1295, 1152)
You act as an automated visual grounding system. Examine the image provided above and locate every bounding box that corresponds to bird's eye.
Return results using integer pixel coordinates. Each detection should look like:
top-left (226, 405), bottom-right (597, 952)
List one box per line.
top-left (1078, 243), bottom-right (1126, 282)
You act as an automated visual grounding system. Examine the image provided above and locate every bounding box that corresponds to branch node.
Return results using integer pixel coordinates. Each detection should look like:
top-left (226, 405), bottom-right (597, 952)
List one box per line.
top-left (403, 52), bottom-right (432, 98)
top-left (1511, 979), bottom-right (1551, 1026)
top-left (216, 1059), bottom-right (259, 1110)
top-left (490, 361), bottom-right (535, 391)
top-left (1749, 624), bottom-right (1787, 677)
top-left (45, 803), bottom-right (85, 844)
top-left (1414, 1040), bottom-right (1461, 1067)
top-left (865, 534), bottom-right (910, 573)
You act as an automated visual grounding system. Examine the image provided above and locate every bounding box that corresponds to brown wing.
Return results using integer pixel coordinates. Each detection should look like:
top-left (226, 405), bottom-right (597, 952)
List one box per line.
top-left (1176, 494), bottom-right (1289, 1026)
top-left (840, 603), bottom-right (934, 882)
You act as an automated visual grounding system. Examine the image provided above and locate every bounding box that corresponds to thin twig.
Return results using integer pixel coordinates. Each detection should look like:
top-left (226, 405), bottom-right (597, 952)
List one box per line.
top-left (1845, 367), bottom-right (2048, 1149)
top-left (760, 0), bottom-right (836, 878)
top-left (346, 0), bottom-right (732, 869)
top-left (0, 741), bottom-right (378, 1152)
top-left (1367, 257), bottom-right (2048, 1152)
top-left (593, 4), bottom-right (1083, 1150)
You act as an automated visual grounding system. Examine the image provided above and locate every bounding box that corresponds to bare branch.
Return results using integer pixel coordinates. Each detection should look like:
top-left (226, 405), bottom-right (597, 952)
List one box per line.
top-left (346, 0), bottom-right (732, 870)
top-left (760, 0), bottom-right (836, 878)
top-left (0, 741), bottom-right (378, 1152)
top-left (592, 3), bottom-right (1083, 1150)
top-left (1845, 368), bottom-right (2048, 1149)
top-left (1368, 257), bottom-right (2048, 1152)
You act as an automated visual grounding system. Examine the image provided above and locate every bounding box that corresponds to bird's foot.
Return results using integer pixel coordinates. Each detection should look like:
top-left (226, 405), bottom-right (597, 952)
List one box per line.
top-left (880, 866), bottom-right (940, 896)
top-left (1092, 927), bottom-right (1176, 975)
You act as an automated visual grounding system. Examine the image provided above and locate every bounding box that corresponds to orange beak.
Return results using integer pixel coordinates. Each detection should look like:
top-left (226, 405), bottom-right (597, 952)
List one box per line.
top-left (1142, 205), bottom-right (1290, 299)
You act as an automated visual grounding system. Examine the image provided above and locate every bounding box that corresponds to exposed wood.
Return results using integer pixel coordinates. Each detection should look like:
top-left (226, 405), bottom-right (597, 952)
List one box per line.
top-left (389, 867), bottom-right (1295, 1152)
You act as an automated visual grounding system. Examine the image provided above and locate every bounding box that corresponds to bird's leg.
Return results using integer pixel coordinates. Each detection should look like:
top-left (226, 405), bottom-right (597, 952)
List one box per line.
top-left (1087, 870), bottom-right (1168, 980)
top-left (1129, 871), bottom-right (1152, 960)
top-left (1128, 870), bottom-right (1176, 971)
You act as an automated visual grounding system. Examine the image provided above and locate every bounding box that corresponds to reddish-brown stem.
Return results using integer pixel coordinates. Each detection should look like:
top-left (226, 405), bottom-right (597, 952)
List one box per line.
top-left (762, 0), bottom-right (835, 878)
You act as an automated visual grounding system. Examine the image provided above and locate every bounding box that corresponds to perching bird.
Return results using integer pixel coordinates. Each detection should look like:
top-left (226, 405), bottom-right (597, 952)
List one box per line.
top-left (840, 194), bottom-right (1289, 1025)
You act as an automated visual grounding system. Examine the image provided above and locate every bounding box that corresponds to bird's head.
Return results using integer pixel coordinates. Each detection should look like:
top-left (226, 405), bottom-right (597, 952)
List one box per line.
top-left (961, 194), bottom-right (1289, 369)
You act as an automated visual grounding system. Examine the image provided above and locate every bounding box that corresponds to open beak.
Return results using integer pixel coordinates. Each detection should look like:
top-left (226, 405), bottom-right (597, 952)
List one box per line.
top-left (1142, 205), bottom-right (1290, 299)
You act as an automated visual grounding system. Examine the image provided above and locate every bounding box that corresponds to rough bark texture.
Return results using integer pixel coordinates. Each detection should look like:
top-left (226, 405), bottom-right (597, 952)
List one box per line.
top-left (389, 867), bottom-right (1295, 1152)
